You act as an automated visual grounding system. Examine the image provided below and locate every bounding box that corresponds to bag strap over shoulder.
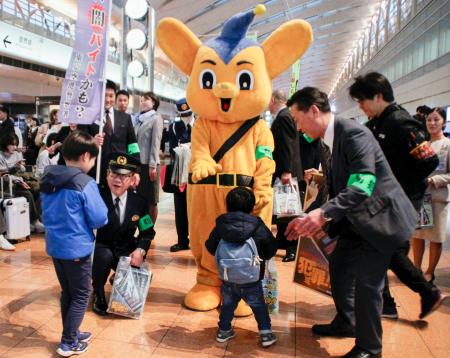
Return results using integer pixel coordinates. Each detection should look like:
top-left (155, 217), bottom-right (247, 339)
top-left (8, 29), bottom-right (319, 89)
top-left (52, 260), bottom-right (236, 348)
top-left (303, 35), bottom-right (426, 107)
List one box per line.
top-left (213, 116), bottom-right (260, 163)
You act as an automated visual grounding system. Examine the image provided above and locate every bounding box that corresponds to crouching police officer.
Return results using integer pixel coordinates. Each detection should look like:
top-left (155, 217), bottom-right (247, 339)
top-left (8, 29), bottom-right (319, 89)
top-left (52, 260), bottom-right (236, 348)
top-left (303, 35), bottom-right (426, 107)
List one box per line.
top-left (92, 152), bottom-right (155, 315)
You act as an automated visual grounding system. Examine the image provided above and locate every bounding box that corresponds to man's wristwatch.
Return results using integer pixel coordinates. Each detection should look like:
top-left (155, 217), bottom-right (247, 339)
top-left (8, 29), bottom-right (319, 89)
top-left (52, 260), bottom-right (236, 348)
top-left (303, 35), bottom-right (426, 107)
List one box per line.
top-left (321, 211), bottom-right (332, 228)
top-left (137, 248), bottom-right (146, 256)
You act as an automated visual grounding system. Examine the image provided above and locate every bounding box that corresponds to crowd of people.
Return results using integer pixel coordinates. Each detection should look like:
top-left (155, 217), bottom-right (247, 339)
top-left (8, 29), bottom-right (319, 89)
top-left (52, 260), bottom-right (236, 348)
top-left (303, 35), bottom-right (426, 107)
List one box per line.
top-left (0, 72), bottom-right (448, 357)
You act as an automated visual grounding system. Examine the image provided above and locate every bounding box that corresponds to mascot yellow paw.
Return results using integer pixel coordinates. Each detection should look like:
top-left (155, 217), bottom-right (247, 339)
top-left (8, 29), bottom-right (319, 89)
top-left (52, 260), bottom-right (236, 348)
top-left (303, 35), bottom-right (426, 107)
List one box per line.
top-left (184, 283), bottom-right (221, 311)
top-left (191, 163), bottom-right (222, 183)
top-left (234, 300), bottom-right (253, 317)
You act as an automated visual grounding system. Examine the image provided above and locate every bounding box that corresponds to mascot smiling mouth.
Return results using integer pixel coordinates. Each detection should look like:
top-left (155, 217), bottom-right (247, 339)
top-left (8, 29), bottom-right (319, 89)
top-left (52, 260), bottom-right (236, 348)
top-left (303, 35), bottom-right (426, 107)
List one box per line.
top-left (220, 98), bottom-right (232, 112)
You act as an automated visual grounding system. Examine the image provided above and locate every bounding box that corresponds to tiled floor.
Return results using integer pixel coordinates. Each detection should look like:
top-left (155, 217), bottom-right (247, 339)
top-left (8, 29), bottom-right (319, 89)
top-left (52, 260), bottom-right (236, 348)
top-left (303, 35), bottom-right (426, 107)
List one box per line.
top-left (0, 192), bottom-right (449, 357)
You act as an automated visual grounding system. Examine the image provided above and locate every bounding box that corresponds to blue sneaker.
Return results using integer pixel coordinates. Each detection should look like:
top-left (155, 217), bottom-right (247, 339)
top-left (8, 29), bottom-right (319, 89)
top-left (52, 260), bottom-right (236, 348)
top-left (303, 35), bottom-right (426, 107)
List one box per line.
top-left (78, 332), bottom-right (93, 343)
top-left (56, 341), bottom-right (88, 357)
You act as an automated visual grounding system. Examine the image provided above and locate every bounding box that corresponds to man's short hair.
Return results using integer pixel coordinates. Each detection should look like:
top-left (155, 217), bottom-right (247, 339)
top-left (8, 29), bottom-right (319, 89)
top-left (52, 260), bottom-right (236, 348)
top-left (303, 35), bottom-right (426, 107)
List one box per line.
top-left (0, 104), bottom-right (9, 117)
top-left (226, 187), bottom-right (256, 214)
top-left (105, 80), bottom-right (117, 93)
top-left (272, 90), bottom-right (287, 103)
top-left (349, 72), bottom-right (395, 102)
top-left (116, 89), bottom-right (130, 99)
top-left (416, 105), bottom-right (432, 116)
top-left (61, 131), bottom-right (99, 161)
top-left (143, 91), bottom-right (160, 111)
top-left (0, 132), bottom-right (19, 151)
top-left (46, 132), bottom-right (59, 148)
top-left (287, 87), bottom-right (331, 113)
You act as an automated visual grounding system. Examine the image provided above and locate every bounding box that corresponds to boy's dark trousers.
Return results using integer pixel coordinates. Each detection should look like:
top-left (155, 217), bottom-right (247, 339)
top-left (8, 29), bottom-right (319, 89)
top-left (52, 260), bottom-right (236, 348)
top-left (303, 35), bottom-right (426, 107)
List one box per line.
top-left (219, 281), bottom-right (271, 333)
top-left (52, 255), bottom-right (91, 345)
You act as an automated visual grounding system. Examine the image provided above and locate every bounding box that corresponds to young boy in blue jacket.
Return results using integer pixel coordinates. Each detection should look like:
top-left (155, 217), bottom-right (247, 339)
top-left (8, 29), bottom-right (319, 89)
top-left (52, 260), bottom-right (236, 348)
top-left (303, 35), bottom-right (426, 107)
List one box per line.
top-left (40, 131), bottom-right (108, 357)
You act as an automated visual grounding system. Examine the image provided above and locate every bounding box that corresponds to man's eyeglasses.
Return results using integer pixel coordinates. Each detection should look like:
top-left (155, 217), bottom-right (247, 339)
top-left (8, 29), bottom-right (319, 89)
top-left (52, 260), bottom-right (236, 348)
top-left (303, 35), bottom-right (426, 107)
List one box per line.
top-left (109, 172), bottom-right (133, 181)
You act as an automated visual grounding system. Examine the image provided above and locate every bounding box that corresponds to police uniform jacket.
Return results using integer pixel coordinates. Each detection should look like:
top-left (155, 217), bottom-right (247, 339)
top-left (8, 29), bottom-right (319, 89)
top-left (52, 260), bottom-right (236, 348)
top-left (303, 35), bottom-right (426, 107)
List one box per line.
top-left (321, 118), bottom-right (418, 253)
top-left (366, 103), bottom-right (439, 206)
top-left (96, 188), bottom-right (155, 257)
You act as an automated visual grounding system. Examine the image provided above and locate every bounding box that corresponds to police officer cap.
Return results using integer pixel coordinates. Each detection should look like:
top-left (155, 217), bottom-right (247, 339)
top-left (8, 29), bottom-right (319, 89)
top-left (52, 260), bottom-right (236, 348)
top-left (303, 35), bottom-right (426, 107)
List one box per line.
top-left (108, 152), bottom-right (141, 174)
top-left (176, 98), bottom-right (192, 117)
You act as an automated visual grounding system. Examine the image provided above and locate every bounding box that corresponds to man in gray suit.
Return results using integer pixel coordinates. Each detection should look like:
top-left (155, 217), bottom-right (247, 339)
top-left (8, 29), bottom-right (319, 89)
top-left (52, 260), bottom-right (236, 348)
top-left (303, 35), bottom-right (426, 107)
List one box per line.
top-left (285, 87), bottom-right (417, 358)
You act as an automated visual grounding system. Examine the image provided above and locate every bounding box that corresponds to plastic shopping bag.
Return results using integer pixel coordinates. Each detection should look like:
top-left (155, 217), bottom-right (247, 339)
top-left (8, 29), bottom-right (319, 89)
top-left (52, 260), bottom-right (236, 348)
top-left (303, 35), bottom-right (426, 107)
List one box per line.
top-left (417, 192), bottom-right (433, 229)
top-left (262, 258), bottom-right (279, 314)
top-left (273, 177), bottom-right (302, 217)
top-left (107, 256), bottom-right (152, 319)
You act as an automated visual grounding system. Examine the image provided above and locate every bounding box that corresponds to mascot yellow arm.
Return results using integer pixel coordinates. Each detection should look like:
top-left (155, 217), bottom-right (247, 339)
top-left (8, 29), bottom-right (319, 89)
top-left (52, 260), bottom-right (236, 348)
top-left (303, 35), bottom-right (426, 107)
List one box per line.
top-left (252, 121), bottom-right (275, 227)
top-left (190, 117), bottom-right (222, 183)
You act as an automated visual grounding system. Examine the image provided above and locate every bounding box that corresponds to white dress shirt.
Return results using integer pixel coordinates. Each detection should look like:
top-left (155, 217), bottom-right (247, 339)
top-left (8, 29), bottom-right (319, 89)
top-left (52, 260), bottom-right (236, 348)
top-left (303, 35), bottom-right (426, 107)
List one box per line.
top-left (111, 191), bottom-right (127, 225)
top-left (105, 107), bottom-right (115, 130)
top-left (323, 114), bottom-right (335, 154)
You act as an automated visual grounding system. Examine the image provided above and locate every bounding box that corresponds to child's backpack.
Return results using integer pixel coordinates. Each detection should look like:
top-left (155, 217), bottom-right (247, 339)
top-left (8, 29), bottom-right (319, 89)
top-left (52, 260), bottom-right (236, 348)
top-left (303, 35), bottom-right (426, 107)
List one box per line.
top-left (215, 237), bottom-right (262, 284)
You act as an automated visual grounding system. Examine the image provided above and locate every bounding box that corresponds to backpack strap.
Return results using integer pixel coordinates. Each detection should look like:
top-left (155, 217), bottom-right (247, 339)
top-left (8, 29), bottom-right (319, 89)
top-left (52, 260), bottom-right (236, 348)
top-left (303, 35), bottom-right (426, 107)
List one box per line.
top-left (213, 116), bottom-right (260, 162)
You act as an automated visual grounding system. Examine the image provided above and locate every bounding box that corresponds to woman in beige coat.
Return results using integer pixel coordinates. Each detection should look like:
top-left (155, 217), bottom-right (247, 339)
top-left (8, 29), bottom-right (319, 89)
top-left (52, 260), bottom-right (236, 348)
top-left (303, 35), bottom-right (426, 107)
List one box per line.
top-left (412, 107), bottom-right (450, 282)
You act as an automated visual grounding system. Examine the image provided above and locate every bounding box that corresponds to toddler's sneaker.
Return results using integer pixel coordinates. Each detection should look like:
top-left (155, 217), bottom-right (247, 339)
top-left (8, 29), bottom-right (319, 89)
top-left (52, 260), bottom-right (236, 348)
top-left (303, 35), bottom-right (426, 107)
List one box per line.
top-left (78, 331), bottom-right (93, 343)
top-left (216, 329), bottom-right (236, 343)
top-left (260, 332), bottom-right (277, 347)
top-left (56, 341), bottom-right (88, 357)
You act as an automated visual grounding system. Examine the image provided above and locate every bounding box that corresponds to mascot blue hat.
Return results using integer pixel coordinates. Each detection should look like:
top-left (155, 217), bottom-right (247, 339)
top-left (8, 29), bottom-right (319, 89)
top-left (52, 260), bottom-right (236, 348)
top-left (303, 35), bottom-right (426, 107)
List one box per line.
top-left (205, 5), bottom-right (266, 64)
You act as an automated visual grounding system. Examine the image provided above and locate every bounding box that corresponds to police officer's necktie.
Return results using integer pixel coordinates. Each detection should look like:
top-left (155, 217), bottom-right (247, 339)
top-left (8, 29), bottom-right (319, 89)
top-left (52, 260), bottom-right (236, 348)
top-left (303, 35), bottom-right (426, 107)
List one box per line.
top-left (114, 197), bottom-right (121, 224)
top-left (104, 110), bottom-right (113, 136)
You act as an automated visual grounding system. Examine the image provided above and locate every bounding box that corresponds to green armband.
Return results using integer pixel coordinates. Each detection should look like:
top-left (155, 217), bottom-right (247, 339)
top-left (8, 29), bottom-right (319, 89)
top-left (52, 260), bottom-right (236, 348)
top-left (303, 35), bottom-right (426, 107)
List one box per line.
top-left (127, 142), bottom-right (140, 155)
top-left (347, 173), bottom-right (376, 197)
top-left (303, 133), bottom-right (314, 143)
top-left (138, 214), bottom-right (154, 231)
top-left (255, 145), bottom-right (273, 160)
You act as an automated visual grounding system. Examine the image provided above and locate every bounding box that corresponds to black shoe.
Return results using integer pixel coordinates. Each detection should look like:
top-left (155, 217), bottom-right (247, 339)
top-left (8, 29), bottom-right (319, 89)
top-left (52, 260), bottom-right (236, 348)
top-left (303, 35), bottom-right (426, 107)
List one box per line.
top-left (282, 253), bottom-right (296, 262)
top-left (382, 297), bottom-right (398, 319)
top-left (170, 243), bottom-right (190, 252)
top-left (93, 293), bottom-right (108, 316)
top-left (312, 322), bottom-right (355, 338)
top-left (341, 345), bottom-right (381, 358)
top-left (420, 288), bottom-right (445, 319)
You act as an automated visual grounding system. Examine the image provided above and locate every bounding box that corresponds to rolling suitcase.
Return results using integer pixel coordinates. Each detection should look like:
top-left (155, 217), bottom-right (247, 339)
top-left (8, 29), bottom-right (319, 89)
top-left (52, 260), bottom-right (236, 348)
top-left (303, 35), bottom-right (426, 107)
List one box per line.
top-left (0, 176), bottom-right (31, 241)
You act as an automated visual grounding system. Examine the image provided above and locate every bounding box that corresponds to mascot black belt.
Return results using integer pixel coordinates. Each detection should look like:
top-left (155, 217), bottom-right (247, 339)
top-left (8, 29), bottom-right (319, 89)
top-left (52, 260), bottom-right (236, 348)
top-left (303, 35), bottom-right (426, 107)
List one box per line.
top-left (188, 173), bottom-right (253, 188)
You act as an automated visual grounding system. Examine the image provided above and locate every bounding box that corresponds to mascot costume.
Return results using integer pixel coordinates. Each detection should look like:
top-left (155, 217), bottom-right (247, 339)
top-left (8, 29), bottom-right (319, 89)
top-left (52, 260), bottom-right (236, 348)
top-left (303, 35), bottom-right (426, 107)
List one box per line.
top-left (157, 5), bottom-right (312, 315)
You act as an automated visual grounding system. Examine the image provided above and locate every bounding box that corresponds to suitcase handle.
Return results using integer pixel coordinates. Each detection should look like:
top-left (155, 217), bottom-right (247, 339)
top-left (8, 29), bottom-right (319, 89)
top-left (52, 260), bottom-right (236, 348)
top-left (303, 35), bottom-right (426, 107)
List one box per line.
top-left (0, 175), bottom-right (13, 200)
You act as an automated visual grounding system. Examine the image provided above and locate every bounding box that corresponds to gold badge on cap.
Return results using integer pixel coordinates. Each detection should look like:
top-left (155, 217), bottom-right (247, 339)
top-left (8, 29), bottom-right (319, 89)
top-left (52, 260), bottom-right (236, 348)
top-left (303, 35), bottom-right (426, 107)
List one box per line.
top-left (181, 104), bottom-right (188, 110)
top-left (117, 156), bottom-right (127, 165)
top-left (132, 215), bottom-right (140, 222)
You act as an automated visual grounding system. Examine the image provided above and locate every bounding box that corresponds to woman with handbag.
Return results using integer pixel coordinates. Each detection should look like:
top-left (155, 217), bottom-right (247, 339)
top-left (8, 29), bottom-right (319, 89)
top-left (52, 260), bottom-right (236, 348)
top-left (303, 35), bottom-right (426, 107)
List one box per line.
top-left (135, 92), bottom-right (164, 224)
top-left (412, 107), bottom-right (450, 283)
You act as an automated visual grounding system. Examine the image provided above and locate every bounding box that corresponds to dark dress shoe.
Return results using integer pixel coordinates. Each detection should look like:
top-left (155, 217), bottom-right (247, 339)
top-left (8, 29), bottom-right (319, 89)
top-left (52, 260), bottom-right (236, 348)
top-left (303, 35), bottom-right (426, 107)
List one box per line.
top-left (312, 322), bottom-right (355, 337)
top-left (341, 345), bottom-right (381, 357)
top-left (420, 288), bottom-right (444, 319)
top-left (282, 253), bottom-right (296, 262)
top-left (93, 293), bottom-right (108, 316)
top-left (170, 243), bottom-right (190, 252)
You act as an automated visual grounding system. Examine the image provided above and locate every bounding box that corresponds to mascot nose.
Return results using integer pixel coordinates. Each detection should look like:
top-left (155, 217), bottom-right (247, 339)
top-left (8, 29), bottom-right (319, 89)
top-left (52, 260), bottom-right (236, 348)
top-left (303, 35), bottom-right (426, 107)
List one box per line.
top-left (213, 82), bottom-right (239, 99)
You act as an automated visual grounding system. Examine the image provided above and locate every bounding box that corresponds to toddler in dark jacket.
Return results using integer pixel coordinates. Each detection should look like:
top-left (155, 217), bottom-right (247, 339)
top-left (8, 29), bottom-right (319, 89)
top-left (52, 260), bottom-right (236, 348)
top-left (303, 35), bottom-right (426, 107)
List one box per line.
top-left (205, 187), bottom-right (277, 347)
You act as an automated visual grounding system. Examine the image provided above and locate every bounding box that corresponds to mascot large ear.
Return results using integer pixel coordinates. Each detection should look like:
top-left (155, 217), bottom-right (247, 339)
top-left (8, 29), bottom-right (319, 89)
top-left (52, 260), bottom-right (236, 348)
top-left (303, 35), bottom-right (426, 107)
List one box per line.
top-left (262, 20), bottom-right (313, 79)
top-left (156, 18), bottom-right (202, 75)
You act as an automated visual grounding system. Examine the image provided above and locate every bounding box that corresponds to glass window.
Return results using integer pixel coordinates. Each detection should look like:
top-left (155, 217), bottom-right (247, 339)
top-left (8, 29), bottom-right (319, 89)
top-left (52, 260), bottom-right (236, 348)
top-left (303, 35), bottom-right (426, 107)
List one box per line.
top-left (387, 0), bottom-right (398, 37)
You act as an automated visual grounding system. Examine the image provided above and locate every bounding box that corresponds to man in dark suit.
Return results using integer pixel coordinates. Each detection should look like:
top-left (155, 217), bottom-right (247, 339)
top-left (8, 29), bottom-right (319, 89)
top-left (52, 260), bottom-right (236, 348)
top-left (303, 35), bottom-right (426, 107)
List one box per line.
top-left (285, 87), bottom-right (417, 358)
top-left (269, 90), bottom-right (302, 262)
top-left (92, 152), bottom-right (155, 316)
top-left (349, 72), bottom-right (443, 319)
top-left (89, 80), bottom-right (140, 185)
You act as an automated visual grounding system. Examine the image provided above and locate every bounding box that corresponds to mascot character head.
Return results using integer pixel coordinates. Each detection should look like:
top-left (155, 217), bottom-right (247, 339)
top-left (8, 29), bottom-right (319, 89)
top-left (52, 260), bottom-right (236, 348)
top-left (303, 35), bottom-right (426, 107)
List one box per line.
top-left (157, 5), bottom-right (313, 122)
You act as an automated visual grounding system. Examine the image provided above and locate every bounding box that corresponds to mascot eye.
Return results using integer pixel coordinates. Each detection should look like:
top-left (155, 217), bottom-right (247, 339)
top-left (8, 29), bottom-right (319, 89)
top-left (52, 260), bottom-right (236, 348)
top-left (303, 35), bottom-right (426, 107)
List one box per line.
top-left (199, 69), bottom-right (216, 89)
top-left (236, 70), bottom-right (254, 91)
